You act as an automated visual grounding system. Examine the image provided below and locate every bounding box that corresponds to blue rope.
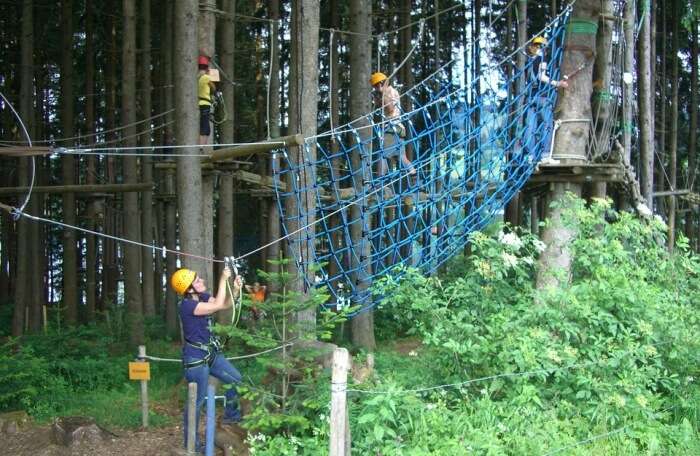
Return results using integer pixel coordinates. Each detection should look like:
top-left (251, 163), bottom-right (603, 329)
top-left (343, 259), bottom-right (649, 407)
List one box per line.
top-left (273, 13), bottom-right (570, 315)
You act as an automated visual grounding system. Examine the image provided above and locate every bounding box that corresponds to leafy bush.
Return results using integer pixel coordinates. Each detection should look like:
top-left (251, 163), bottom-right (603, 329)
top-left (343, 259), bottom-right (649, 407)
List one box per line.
top-left (0, 339), bottom-right (70, 415)
top-left (368, 197), bottom-right (699, 452)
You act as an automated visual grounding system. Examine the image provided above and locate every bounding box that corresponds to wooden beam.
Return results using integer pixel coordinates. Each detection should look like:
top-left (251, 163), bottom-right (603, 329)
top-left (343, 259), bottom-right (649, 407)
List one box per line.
top-left (0, 146), bottom-right (52, 157)
top-left (652, 189), bottom-right (689, 198)
top-left (0, 182), bottom-right (153, 195)
top-left (206, 134), bottom-right (304, 162)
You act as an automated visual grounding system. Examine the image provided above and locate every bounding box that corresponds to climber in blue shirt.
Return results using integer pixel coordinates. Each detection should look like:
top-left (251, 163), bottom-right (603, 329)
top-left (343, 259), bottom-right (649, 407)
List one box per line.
top-left (171, 266), bottom-right (243, 452)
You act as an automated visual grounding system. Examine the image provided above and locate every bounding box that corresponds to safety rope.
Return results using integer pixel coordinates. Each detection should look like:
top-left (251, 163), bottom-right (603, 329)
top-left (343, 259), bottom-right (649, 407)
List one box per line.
top-left (0, 90), bottom-right (35, 219)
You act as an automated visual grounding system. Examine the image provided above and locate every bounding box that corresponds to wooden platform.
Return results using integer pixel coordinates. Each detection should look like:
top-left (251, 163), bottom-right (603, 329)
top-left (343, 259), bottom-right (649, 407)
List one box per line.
top-left (526, 162), bottom-right (625, 184)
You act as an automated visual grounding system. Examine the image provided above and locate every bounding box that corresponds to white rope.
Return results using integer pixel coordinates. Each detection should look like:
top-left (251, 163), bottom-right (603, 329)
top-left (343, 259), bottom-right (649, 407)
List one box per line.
top-left (0, 90), bottom-right (35, 218)
top-left (61, 139), bottom-right (285, 153)
top-left (387, 19), bottom-right (425, 82)
top-left (4, 110), bottom-right (175, 145)
top-left (141, 343), bottom-right (294, 363)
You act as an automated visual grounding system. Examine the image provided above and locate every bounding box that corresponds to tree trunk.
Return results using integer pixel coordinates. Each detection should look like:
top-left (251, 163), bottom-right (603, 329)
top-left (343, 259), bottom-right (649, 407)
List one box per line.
top-left (536, 0), bottom-right (601, 291)
top-left (175, 1), bottom-right (206, 275)
top-left (84, 0), bottom-right (98, 323)
top-left (622, 0), bottom-right (636, 172)
top-left (122, 0), bottom-right (144, 345)
top-left (657, 1), bottom-right (667, 199)
top-left (198, 0), bottom-right (216, 286)
top-left (13, 0), bottom-right (35, 336)
top-left (349, 0), bottom-right (375, 350)
top-left (591, 0), bottom-right (614, 167)
top-left (267, 0), bottom-right (282, 280)
top-left (61, 0), bottom-right (79, 325)
top-left (686, 22), bottom-right (699, 247)
top-left (217, 0), bottom-right (236, 323)
top-left (139, 0), bottom-right (155, 316)
top-left (287, 0), bottom-right (320, 334)
top-left (101, 0), bottom-right (119, 311)
top-left (666, 0), bottom-right (679, 250)
top-left (165, 171), bottom-right (179, 337)
top-left (506, 0), bottom-right (527, 224)
top-left (637, 0), bottom-right (654, 206)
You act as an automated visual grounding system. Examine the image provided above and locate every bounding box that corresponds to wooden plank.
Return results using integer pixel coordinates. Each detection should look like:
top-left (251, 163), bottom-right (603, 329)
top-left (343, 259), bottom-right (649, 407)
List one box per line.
top-left (0, 146), bottom-right (52, 157)
top-left (206, 134), bottom-right (304, 162)
top-left (0, 182), bottom-right (153, 195)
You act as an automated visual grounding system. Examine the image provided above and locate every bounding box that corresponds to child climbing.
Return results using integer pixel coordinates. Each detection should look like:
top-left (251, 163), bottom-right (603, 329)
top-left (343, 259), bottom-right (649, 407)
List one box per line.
top-left (523, 36), bottom-right (568, 164)
top-left (171, 266), bottom-right (243, 452)
top-left (370, 72), bottom-right (416, 176)
top-left (198, 55), bottom-right (217, 146)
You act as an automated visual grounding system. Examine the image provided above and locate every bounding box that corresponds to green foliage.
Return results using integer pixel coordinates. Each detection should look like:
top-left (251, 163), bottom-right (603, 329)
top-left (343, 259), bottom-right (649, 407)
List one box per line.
top-left (213, 257), bottom-right (351, 435)
top-left (0, 321), bottom-right (181, 425)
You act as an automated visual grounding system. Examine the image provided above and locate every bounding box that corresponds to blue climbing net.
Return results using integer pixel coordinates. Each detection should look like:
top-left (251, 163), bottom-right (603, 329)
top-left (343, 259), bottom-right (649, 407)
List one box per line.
top-left (273, 12), bottom-right (569, 313)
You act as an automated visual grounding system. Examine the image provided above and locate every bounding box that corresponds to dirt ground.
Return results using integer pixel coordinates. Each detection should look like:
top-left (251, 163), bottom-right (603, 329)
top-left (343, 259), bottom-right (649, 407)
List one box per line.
top-left (3, 420), bottom-right (247, 456)
top-left (4, 424), bottom-right (186, 456)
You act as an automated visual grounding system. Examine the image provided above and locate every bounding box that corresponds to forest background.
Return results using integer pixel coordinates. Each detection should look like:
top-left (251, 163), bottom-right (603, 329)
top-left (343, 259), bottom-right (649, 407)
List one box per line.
top-left (0, 0), bottom-right (699, 454)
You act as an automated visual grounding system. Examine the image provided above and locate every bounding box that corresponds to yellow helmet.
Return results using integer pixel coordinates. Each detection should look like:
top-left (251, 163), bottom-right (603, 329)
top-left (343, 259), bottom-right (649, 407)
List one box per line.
top-left (532, 36), bottom-right (547, 45)
top-left (369, 72), bottom-right (388, 86)
top-left (171, 268), bottom-right (196, 295)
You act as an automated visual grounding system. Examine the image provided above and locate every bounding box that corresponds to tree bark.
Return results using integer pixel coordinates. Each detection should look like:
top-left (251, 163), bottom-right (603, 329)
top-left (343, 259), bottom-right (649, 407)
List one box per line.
top-left (267, 0), bottom-right (282, 280)
top-left (349, 0), bottom-right (375, 350)
top-left (622, 0), bottom-right (636, 173)
top-left (217, 0), bottom-right (236, 323)
top-left (686, 22), bottom-right (699, 247)
top-left (637, 0), bottom-right (654, 206)
top-left (287, 0), bottom-right (320, 335)
top-left (536, 0), bottom-right (601, 291)
top-left (139, 0), bottom-right (155, 317)
top-left (84, 0), bottom-right (98, 323)
top-left (60, 0), bottom-right (79, 325)
top-left (122, 0), bottom-right (144, 345)
top-left (591, 0), bottom-right (614, 169)
top-left (175, 1), bottom-right (206, 276)
top-left (101, 0), bottom-right (119, 312)
top-left (164, 171), bottom-right (179, 337)
top-left (666, 0), bottom-right (679, 250)
top-left (505, 0), bottom-right (527, 224)
top-left (198, 0), bottom-right (216, 286)
top-left (13, 0), bottom-right (35, 336)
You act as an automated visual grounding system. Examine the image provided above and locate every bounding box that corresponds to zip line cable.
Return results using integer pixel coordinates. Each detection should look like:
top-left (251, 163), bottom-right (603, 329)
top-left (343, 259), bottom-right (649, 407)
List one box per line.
top-left (1, 109), bottom-right (175, 145)
top-left (0, 90), bottom-right (35, 219)
top-left (60, 139), bottom-right (285, 153)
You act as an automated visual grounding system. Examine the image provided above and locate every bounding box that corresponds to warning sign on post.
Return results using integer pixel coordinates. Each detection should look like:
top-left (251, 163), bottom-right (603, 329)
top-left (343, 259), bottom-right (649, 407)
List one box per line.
top-left (128, 362), bottom-right (151, 381)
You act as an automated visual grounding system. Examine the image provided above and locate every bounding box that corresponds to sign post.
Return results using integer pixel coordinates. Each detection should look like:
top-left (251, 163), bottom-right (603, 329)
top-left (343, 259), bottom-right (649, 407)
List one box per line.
top-left (129, 346), bottom-right (151, 428)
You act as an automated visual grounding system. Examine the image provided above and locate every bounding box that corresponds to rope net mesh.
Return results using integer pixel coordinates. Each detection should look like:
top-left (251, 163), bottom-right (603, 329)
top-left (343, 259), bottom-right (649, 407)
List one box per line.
top-left (273, 13), bottom-right (569, 314)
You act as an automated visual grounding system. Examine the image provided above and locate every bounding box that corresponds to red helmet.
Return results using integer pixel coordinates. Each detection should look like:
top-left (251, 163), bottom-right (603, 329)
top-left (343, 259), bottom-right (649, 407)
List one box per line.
top-left (198, 55), bottom-right (209, 66)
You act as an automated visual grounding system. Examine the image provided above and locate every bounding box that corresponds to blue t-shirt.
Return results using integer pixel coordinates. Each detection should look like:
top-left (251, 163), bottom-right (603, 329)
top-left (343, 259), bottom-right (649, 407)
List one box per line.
top-left (180, 292), bottom-right (214, 358)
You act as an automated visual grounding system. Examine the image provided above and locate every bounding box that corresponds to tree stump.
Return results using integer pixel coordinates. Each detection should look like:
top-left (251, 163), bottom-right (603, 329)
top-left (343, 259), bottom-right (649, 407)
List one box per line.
top-left (216, 422), bottom-right (249, 456)
top-left (51, 416), bottom-right (109, 446)
top-left (0, 410), bottom-right (31, 434)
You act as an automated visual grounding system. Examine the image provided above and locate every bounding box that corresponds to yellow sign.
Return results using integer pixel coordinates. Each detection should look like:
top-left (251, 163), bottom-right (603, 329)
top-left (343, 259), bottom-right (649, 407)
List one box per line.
top-left (128, 362), bottom-right (151, 381)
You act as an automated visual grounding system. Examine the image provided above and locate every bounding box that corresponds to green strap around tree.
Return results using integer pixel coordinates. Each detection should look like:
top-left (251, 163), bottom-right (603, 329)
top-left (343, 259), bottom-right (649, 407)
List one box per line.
top-left (567, 18), bottom-right (598, 35)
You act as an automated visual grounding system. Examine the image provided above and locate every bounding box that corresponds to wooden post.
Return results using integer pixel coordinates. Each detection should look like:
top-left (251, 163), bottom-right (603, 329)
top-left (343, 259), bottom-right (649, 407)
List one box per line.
top-left (330, 347), bottom-right (350, 456)
top-left (187, 382), bottom-right (197, 455)
top-left (137, 345), bottom-right (149, 428)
